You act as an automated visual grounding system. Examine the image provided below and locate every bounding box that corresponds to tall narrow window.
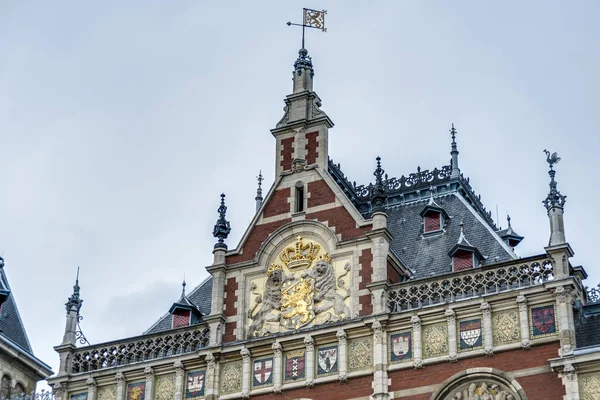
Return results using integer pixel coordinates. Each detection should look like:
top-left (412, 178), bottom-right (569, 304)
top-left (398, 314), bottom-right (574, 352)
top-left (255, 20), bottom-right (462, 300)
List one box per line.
top-left (295, 182), bottom-right (304, 212)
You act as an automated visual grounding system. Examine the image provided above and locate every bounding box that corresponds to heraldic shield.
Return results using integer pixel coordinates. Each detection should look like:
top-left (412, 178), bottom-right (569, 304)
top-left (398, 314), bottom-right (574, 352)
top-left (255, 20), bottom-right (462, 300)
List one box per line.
top-left (253, 358), bottom-right (273, 387)
top-left (317, 345), bottom-right (338, 375)
top-left (390, 331), bottom-right (412, 363)
top-left (531, 305), bottom-right (556, 337)
top-left (284, 350), bottom-right (306, 381)
top-left (459, 319), bottom-right (482, 350)
top-left (185, 371), bottom-right (205, 398)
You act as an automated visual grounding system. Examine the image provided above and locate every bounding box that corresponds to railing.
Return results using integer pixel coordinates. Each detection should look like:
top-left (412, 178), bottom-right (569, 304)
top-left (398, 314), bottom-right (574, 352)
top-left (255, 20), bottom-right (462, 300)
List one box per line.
top-left (72, 325), bottom-right (210, 374)
top-left (388, 256), bottom-right (554, 312)
top-left (586, 284), bottom-right (600, 304)
top-left (0, 391), bottom-right (54, 400)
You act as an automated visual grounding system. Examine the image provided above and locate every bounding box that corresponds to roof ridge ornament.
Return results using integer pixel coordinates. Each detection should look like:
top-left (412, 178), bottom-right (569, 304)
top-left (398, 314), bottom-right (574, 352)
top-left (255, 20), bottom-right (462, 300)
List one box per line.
top-left (255, 171), bottom-right (264, 213)
top-left (450, 123), bottom-right (460, 178)
top-left (370, 156), bottom-right (388, 212)
top-left (542, 150), bottom-right (566, 211)
top-left (213, 193), bottom-right (232, 250)
top-left (457, 221), bottom-right (473, 247)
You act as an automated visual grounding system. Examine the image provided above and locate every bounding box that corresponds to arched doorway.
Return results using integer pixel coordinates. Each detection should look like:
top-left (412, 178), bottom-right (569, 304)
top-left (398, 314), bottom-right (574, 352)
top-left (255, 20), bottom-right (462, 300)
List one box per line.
top-left (431, 368), bottom-right (527, 400)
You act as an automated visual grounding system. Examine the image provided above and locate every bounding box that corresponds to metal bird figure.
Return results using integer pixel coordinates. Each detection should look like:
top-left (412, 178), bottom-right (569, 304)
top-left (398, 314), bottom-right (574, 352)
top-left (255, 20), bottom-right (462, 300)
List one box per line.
top-left (543, 149), bottom-right (561, 169)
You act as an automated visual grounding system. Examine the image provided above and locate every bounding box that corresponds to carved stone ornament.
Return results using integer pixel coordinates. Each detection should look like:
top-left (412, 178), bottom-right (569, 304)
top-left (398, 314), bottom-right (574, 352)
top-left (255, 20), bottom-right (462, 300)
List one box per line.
top-left (411, 315), bottom-right (421, 332)
top-left (115, 372), bottom-right (125, 384)
top-left (247, 236), bottom-right (351, 337)
top-left (272, 342), bottom-right (282, 356)
top-left (86, 377), bottom-right (97, 388)
top-left (372, 320), bottom-right (383, 341)
top-left (205, 353), bottom-right (216, 371)
top-left (442, 381), bottom-right (520, 400)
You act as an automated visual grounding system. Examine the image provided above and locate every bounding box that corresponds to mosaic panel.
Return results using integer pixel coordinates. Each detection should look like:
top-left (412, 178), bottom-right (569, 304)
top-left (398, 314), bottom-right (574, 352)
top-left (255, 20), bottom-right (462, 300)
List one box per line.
top-left (493, 310), bottom-right (520, 345)
top-left (126, 382), bottom-right (145, 400)
top-left (349, 337), bottom-right (372, 371)
top-left (580, 372), bottom-right (600, 400)
top-left (423, 323), bottom-right (448, 358)
top-left (70, 393), bottom-right (87, 400)
top-left (389, 330), bottom-right (412, 364)
top-left (97, 386), bottom-right (116, 400)
top-left (252, 357), bottom-right (274, 388)
top-left (284, 349), bottom-right (306, 382)
top-left (155, 374), bottom-right (175, 400)
top-left (316, 344), bottom-right (339, 376)
top-left (529, 303), bottom-right (557, 338)
top-left (220, 361), bottom-right (242, 395)
top-left (185, 370), bottom-right (206, 399)
top-left (458, 318), bottom-right (483, 352)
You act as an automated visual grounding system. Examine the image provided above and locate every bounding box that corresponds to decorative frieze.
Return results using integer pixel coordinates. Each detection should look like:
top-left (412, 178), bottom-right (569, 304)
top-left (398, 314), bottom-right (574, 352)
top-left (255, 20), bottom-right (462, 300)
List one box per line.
top-left (220, 361), bottom-right (242, 395)
top-left (184, 370), bottom-right (206, 400)
top-left (125, 382), bottom-right (145, 400)
top-left (348, 337), bottom-right (372, 371)
top-left (579, 371), bottom-right (600, 400)
top-left (457, 318), bottom-right (483, 352)
top-left (283, 349), bottom-right (306, 382)
top-left (389, 330), bottom-right (412, 364)
top-left (423, 323), bottom-right (448, 359)
top-left (97, 385), bottom-right (116, 400)
top-left (316, 343), bottom-right (339, 377)
top-left (529, 303), bottom-right (558, 339)
top-left (154, 375), bottom-right (175, 400)
top-left (492, 310), bottom-right (520, 345)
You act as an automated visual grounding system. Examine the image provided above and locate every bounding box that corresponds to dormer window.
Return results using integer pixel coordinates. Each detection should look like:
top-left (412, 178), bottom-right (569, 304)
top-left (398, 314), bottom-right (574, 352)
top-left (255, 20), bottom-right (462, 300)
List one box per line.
top-left (452, 249), bottom-right (476, 271)
top-left (448, 223), bottom-right (484, 272)
top-left (172, 310), bottom-right (191, 329)
top-left (423, 210), bottom-right (442, 233)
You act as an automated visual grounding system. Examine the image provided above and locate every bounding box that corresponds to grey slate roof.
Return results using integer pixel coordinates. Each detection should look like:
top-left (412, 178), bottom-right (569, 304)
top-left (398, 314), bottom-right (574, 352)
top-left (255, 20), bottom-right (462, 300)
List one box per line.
top-left (145, 277), bottom-right (212, 334)
top-left (386, 193), bottom-right (515, 279)
top-left (0, 265), bottom-right (33, 354)
top-left (574, 303), bottom-right (600, 349)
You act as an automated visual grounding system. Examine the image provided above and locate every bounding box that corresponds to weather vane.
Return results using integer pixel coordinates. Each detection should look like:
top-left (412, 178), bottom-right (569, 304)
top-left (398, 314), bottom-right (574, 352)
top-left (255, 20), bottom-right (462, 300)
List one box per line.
top-left (287, 8), bottom-right (327, 49)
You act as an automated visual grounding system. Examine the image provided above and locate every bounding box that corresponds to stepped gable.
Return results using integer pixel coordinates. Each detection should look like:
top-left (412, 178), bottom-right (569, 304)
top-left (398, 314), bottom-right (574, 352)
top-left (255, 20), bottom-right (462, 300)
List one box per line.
top-left (145, 277), bottom-right (212, 334)
top-left (328, 160), bottom-right (516, 279)
top-left (0, 265), bottom-right (33, 354)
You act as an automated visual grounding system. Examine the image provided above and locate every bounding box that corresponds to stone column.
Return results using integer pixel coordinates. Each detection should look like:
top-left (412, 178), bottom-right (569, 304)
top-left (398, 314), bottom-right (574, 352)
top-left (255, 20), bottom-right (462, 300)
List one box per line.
top-left (480, 302), bottom-right (493, 355)
top-left (52, 382), bottom-right (68, 400)
top-left (561, 363), bottom-right (579, 400)
top-left (517, 295), bottom-right (531, 349)
top-left (144, 367), bottom-right (155, 400)
top-left (272, 342), bottom-right (283, 394)
top-left (446, 309), bottom-right (457, 362)
top-left (241, 348), bottom-right (251, 398)
top-left (371, 321), bottom-right (389, 400)
top-left (174, 360), bottom-right (184, 400)
top-left (411, 316), bottom-right (422, 368)
top-left (86, 378), bottom-right (97, 400)
top-left (555, 286), bottom-right (576, 356)
top-left (368, 214), bottom-right (392, 314)
top-left (205, 353), bottom-right (218, 400)
top-left (115, 372), bottom-right (125, 400)
top-left (304, 335), bottom-right (315, 387)
top-left (337, 329), bottom-right (348, 381)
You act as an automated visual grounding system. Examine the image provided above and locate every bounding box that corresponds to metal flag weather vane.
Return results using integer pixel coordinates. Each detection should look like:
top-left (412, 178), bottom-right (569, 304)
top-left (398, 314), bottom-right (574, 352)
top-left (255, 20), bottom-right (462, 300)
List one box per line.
top-left (287, 8), bottom-right (327, 48)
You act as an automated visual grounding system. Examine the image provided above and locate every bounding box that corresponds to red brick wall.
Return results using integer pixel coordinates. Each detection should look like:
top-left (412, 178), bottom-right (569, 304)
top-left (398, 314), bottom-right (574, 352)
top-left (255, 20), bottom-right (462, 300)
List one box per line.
top-left (305, 130), bottom-right (319, 165)
top-left (306, 206), bottom-right (371, 240)
top-left (280, 137), bottom-right (294, 171)
top-left (359, 249), bottom-right (373, 316)
top-left (263, 188), bottom-right (290, 218)
top-left (389, 342), bottom-right (562, 399)
top-left (387, 260), bottom-right (401, 284)
top-left (307, 179), bottom-right (335, 208)
top-left (251, 374), bottom-right (373, 400)
top-left (226, 219), bottom-right (291, 265)
top-left (222, 277), bottom-right (238, 343)
top-left (223, 321), bottom-right (236, 343)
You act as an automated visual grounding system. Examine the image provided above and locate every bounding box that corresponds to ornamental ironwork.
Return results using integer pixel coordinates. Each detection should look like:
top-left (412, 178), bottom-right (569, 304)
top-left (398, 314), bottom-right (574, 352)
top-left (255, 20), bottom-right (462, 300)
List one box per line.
top-left (388, 257), bottom-right (554, 312)
top-left (586, 284), bottom-right (600, 304)
top-left (71, 325), bottom-right (209, 374)
top-left (0, 391), bottom-right (54, 400)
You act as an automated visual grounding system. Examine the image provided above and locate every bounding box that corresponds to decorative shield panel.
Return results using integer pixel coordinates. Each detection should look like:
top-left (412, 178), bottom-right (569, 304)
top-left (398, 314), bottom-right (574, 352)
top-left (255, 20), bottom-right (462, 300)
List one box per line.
top-left (316, 345), bottom-right (338, 375)
top-left (531, 304), bottom-right (557, 337)
top-left (459, 319), bottom-right (482, 350)
top-left (389, 331), bottom-right (412, 363)
top-left (253, 357), bottom-right (273, 387)
top-left (126, 383), bottom-right (145, 400)
top-left (284, 349), bottom-right (306, 381)
top-left (185, 371), bottom-right (205, 399)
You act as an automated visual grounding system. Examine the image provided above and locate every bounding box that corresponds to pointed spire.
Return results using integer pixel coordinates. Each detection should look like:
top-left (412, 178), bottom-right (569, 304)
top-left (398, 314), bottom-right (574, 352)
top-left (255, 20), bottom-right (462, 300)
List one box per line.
top-left (370, 156), bottom-right (388, 213)
top-left (255, 171), bottom-right (264, 213)
top-left (65, 267), bottom-right (83, 314)
top-left (506, 214), bottom-right (513, 232)
top-left (213, 193), bottom-right (231, 250)
top-left (181, 278), bottom-right (187, 298)
top-left (450, 123), bottom-right (460, 178)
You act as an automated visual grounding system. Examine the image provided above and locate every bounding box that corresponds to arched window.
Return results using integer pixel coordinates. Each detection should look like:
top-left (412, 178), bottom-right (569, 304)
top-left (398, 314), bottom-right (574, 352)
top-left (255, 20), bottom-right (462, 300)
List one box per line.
top-left (0, 374), bottom-right (12, 398)
top-left (14, 383), bottom-right (25, 396)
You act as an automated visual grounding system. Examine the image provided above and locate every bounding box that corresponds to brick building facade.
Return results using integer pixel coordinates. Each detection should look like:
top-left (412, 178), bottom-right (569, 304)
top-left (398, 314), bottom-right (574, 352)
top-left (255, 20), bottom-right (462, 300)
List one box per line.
top-left (48, 44), bottom-right (600, 400)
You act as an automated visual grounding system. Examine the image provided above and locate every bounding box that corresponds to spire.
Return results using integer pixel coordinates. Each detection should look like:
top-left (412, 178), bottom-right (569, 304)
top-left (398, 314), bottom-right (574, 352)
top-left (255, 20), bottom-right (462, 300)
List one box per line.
top-left (62, 267), bottom-right (84, 346)
top-left (498, 213), bottom-right (524, 248)
top-left (450, 123), bottom-right (460, 178)
top-left (255, 171), bottom-right (264, 212)
top-left (65, 267), bottom-right (83, 314)
top-left (212, 193), bottom-right (231, 250)
top-left (542, 150), bottom-right (567, 246)
top-left (292, 48), bottom-right (315, 94)
top-left (370, 156), bottom-right (388, 213)
top-left (181, 278), bottom-right (187, 298)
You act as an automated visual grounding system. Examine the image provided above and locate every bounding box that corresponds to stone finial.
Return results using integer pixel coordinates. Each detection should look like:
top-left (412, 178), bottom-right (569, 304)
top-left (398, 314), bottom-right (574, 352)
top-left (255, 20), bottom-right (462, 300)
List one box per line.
top-left (450, 123), bottom-right (460, 177)
top-left (294, 48), bottom-right (314, 78)
top-left (65, 267), bottom-right (83, 314)
top-left (212, 193), bottom-right (231, 249)
top-left (543, 150), bottom-right (566, 211)
top-left (255, 171), bottom-right (264, 212)
top-left (370, 156), bottom-right (388, 212)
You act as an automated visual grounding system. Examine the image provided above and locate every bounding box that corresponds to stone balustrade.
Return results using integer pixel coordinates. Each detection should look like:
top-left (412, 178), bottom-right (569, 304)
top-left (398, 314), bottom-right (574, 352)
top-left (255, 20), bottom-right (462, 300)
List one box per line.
top-left (388, 255), bottom-right (554, 313)
top-left (71, 325), bottom-right (209, 374)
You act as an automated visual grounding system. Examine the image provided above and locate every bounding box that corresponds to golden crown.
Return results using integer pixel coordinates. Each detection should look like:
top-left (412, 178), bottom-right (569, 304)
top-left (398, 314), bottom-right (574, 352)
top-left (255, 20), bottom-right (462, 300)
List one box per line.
top-left (267, 263), bottom-right (283, 275)
top-left (316, 253), bottom-right (332, 263)
top-left (279, 236), bottom-right (320, 270)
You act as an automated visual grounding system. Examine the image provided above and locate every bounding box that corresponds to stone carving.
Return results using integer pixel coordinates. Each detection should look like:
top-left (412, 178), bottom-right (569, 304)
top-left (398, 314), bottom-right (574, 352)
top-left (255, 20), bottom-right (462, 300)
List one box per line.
top-left (220, 362), bottom-right (242, 395)
top-left (423, 323), bottom-right (448, 358)
top-left (247, 237), bottom-right (351, 337)
top-left (97, 386), bottom-right (116, 400)
top-left (580, 372), bottom-right (600, 400)
top-left (447, 381), bottom-right (518, 400)
top-left (493, 311), bottom-right (520, 345)
top-left (349, 337), bottom-right (372, 371)
top-left (154, 375), bottom-right (175, 400)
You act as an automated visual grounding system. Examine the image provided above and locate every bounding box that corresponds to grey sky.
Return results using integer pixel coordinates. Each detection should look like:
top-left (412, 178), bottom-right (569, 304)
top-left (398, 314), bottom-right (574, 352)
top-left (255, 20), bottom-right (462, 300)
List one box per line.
top-left (0, 0), bottom-right (598, 381)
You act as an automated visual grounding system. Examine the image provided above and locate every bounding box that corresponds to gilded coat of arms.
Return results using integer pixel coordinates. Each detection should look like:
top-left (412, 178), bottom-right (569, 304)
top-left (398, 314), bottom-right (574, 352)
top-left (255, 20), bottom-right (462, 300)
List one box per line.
top-left (247, 236), bottom-right (351, 337)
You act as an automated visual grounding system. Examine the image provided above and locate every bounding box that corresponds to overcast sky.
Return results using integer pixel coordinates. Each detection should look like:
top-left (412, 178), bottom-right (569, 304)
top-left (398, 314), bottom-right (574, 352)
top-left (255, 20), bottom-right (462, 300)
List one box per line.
top-left (0, 0), bottom-right (598, 382)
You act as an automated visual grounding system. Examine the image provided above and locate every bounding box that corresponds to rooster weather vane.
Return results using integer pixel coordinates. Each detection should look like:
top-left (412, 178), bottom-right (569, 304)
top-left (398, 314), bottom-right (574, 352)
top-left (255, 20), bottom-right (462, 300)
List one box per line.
top-left (543, 149), bottom-right (561, 170)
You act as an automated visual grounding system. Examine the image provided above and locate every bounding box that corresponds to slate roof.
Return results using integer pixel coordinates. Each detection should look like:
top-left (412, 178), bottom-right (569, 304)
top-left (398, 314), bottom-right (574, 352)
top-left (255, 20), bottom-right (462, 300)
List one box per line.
top-left (574, 302), bottom-right (600, 349)
top-left (0, 263), bottom-right (33, 354)
top-left (386, 193), bottom-right (515, 279)
top-left (145, 277), bottom-right (212, 334)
